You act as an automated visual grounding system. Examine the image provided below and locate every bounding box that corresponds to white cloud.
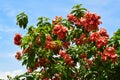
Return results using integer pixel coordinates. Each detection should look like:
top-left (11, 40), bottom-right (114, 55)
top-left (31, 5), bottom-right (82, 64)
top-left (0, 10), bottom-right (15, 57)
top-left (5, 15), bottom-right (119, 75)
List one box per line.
top-left (0, 70), bottom-right (25, 80)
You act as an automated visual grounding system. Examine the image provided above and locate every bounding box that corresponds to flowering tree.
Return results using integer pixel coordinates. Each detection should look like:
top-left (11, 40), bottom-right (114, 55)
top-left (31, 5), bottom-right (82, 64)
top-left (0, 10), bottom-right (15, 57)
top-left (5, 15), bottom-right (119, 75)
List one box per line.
top-left (12, 4), bottom-right (120, 80)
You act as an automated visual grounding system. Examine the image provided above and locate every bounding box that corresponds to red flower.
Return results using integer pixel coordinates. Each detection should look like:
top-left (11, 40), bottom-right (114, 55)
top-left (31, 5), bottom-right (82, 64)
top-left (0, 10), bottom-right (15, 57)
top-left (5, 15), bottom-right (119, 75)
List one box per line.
top-left (101, 47), bottom-right (118, 63)
top-left (67, 14), bottom-right (74, 21)
top-left (14, 33), bottom-right (22, 45)
top-left (59, 50), bottom-right (74, 66)
top-left (74, 33), bottom-right (86, 45)
top-left (52, 24), bottom-right (68, 39)
top-left (46, 34), bottom-right (53, 41)
top-left (96, 37), bottom-right (108, 48)
top-left (44, 41), bottom-right (58, 50)
top-left (64, 54), bottom-right (72, 62)
top-left (59, 49), bottom-right (66, 58)
top-left (83, 12), bottom-right (102, 32)
top-left (89, 28), bottom-right (109, 48)
top-left (15, 51), bottom-right (21, 60)
top-left (99, 28), bottom-right (109, 37)
top-left (101, 54), bottom-right (107, 62)
top-left (62, 41), bottom-right (70, 49)
top-left (39, 57), bottom-right (50, 67)
top-left (68, 60), bottom-right (74, 67)
top-left (80, 53), bottom-right (87, 59)
top-left (89, 32), bottom-right (99, 42)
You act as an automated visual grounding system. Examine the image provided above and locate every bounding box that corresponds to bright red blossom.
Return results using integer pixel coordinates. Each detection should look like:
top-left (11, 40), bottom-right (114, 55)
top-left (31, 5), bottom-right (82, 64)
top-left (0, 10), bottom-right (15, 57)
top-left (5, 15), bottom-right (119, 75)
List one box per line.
top-left (74, 33), bottom-right (87, 45)
top-left (96, 37), bottom-right (108, 48)
top-left (83, 12), bottom-right (102, 32)
top-left (14, 33), bottom-right (22, 45)
top-left (59, 50), bottom-right (74, 66)
top-left (52, 24), bottom-right (68, 39)
top-left (62, 41), bottom-right (70, 49)
top-left (44, 35), bottom-right (60, 50)
top-left (39, 57), bottom-right (50, 67)
top-left (89, 28), bottom-right (109, 48)
top-left (59, 49), bottom-right (67, 58)
top-left (46, 34), bottom-right (53, 41)
top-left (101, 47), bottom-right (118, 63)
top-left (67, 12), bottom-right (102, 32)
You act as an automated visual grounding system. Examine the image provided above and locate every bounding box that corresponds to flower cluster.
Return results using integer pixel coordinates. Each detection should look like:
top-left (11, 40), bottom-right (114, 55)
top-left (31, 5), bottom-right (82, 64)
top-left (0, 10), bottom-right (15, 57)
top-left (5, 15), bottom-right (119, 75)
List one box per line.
top-left (44, 34), bottom-right (59, 50)
top-left (14, 4), bottom-right (120, 80)
top-left (89, 28), bottom-right (109, 48)
top-left (39, 57), bottom-right (50, 67)
top-left (62, 41), bottom-right (70, 49)
top-left (52, 24), bottom-right (68, 39)
top-left (67, 12), bottom-right (102, 32)
top-left (15, 51), bottom-right (21, 60)
top-left (59, 50), bottom-right (74, 66)
top-left (52, 16), bottom-right (62, 24)
top-left (101, 47), bottom-right (118, 63)
top-left (83, 12), bottom-right (102, 32)
top-left (74, 33), bottom-right (87, 45)
top-left (14, 33), bottom-right (22, 45)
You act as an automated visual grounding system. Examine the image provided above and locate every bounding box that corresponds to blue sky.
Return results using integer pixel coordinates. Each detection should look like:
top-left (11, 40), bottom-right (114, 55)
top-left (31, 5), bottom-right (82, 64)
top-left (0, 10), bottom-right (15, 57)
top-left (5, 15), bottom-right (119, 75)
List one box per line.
top-left (0, 0), bottom-right (120, 78)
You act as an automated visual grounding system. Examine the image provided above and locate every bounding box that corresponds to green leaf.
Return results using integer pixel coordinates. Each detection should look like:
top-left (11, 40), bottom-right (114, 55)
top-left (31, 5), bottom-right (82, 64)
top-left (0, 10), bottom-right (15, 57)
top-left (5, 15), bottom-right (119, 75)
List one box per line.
top-left (16, 12), bottom-right (28, 29)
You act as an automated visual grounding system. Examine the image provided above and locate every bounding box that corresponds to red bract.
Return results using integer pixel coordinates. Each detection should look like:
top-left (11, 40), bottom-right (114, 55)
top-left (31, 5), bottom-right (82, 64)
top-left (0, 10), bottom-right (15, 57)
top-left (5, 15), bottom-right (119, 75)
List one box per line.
top-left (101, 47), bottom-right (118, 63)
top-left (67, 60), bottom-right (74, 67)
top-left (39, 57), bottom-right (50, 67)
top-left (15, 51), bottom-right (21, 60)
top-left (67, 14), bottom-right (83, 26)
top-left (44, 35), bottom-right (57, 50)
top-left (80, 53), bottom-right (87, 59)
top-left (52, 16), bottom-right (62, 24)
top-left (52, 24), bottom-right (68, 39)
top-left (74, 33), bottom-right (87, 45)
top-left (96, 37), bottom-right (108, 48)
top-left (59, 49), bottom-right (66, 58)
top-left (44, 41), bottom-right (58, 50)
top-left (46, 34), bottom-right (53, 41)
top-left (89, 32), bottom-right (99, 42)
top-left (62, 41), bottom-right (70, 49)
top-left (99, 28), bottom-right (109, 37)
top-left (59, 50), bottom-right (74, 66)
top-left (89, 28), bottom-right (109, 48)
top-left (64, 54), bottom-right (72, 62)
top-left (83, 12), bottom-right (102, 32)
top-left (67, 14), bottom-right (74, 21)
top-left (14, 33), bottom-right (22, 45)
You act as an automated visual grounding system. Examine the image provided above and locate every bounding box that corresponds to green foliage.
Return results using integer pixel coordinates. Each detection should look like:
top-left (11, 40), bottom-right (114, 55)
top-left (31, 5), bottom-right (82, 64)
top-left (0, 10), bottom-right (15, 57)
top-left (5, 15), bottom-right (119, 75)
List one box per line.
top-left (13, 4), bottom-right (120, 80)
top-left (71, 4), bottom-right (87, 18)
top-left (16, 12), bottom-right (28, 29)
